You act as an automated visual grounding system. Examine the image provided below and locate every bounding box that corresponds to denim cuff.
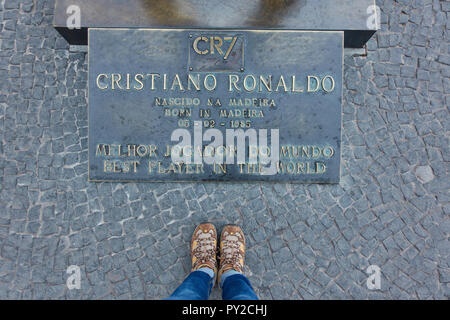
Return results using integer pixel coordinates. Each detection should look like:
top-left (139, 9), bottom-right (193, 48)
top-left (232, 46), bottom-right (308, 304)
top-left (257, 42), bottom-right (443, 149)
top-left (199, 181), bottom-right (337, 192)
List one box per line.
top-left (197, 267), bottom-right (216, 282)
top-left (220, 270), bottom-right (242, 288)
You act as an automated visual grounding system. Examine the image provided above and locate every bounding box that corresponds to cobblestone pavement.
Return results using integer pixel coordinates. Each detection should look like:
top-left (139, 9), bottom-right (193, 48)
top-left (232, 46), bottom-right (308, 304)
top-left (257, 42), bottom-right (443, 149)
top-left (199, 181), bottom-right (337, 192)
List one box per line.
top-left (0, 0), bottom-right (449, 300)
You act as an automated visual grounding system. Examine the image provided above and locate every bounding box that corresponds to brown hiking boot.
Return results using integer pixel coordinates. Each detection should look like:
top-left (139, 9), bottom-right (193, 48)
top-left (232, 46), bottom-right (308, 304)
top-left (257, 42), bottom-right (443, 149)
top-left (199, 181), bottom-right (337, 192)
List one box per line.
top-left (191, 223), bottom-right (218, 279)
top-left (218, 224), bottom-right (246, 284)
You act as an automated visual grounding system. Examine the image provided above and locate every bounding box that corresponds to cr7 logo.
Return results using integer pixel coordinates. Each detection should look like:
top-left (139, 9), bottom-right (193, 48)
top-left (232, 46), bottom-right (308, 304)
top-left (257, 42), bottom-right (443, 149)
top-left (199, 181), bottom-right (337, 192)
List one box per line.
top-left (192, 36), bottom-right (239, 60)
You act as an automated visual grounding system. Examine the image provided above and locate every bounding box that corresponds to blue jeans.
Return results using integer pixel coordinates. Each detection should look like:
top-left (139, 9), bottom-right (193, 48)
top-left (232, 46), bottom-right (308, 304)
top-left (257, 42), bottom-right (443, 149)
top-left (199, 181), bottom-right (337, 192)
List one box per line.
top-left (167, 269), bottom-right (259, 300)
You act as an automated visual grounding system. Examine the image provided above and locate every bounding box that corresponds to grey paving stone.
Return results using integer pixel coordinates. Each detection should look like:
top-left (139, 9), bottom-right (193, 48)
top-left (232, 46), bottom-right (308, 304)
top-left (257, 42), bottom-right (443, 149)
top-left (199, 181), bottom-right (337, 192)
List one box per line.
top-left (0, 0), bottom-right (448, 300)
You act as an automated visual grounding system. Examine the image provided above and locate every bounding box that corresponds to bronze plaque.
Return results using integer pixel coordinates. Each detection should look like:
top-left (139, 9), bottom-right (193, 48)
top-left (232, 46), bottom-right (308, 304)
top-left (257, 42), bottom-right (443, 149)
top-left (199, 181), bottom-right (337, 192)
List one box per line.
top-left (88, 29), bottom-right (343, 183)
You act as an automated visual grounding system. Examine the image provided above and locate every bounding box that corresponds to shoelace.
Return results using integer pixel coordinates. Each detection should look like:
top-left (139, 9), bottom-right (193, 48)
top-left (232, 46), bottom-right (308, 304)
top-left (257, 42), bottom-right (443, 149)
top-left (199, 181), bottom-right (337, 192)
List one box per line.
top-left (193, 232), bottom-right (216, 265)
top-left (219, 236), bottom-right (243, 270)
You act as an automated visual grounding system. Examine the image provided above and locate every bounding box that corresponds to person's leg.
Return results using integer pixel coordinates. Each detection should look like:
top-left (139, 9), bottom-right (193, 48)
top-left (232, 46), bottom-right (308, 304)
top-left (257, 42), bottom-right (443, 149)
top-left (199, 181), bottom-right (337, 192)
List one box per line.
top-left (220, 270), bottom-right (259, 300)
top-left (167, 268), bottom-right (215, 300)
top-left (166, 223), bottom-right (218, 300)
top-left (218, 225), bottom-right (259, 300)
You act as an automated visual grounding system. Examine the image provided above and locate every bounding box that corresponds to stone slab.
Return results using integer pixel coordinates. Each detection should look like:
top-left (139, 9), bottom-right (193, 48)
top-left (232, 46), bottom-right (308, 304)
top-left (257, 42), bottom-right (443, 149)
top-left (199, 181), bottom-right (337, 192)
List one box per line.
top-left (54, 0), bottom-right (376, 47)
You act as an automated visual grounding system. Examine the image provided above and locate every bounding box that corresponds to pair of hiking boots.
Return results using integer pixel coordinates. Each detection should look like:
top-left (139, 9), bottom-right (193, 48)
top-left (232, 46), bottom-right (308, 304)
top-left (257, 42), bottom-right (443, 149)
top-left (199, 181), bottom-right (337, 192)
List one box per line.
top-left (190, 223), bottom-right (245, 285)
